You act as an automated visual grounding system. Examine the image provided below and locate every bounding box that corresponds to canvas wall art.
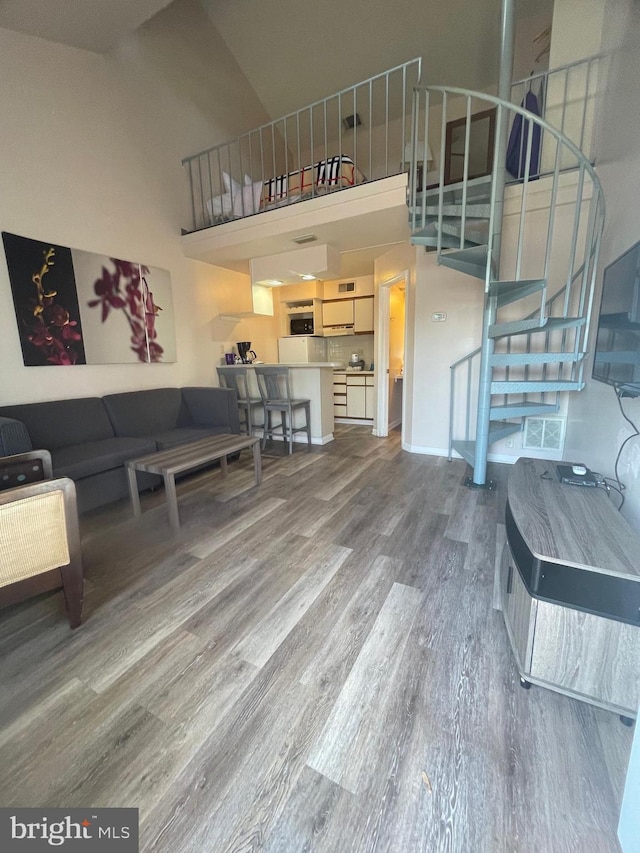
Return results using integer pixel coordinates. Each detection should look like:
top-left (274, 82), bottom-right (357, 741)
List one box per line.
top-left (2, 232), bottom-right (176, 366)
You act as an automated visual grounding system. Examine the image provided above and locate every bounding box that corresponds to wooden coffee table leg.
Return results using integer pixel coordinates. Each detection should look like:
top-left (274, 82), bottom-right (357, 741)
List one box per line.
top-left (220, 454), bottom-right (228, 478)
top-left (164, 472), bottom-right (180, 531)
top-left (252, 440), bottom-right (262, 485)
top-left (126, 464), bottom-right (142, 517)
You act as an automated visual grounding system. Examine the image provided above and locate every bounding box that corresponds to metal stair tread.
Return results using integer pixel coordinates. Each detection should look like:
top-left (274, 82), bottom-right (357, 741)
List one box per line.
top-left (411, 231), bottom-right (483, 250)
top-left (450, 439), bottom-right (476, 466)
top-left (489, 402), bottom-right (560, 419)
top-left (489, 316), bottom-right (586, 338)
top-left (489, 351), bottom-right (584, 366)
top-left (489, 278), bottom-right (546, 307)
top-left (408, 204), bottom-right (491, 219)
top-left (438, 244), bottom-right (491, 279)
top-left (490, 379), bottom-right (584, 393)
top-left (452, 420), bottom-right (521, 461)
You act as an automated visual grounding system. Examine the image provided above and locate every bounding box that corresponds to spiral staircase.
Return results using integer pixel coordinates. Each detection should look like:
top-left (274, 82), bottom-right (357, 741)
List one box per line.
top-left (407, 84), bottom-right (605, 487)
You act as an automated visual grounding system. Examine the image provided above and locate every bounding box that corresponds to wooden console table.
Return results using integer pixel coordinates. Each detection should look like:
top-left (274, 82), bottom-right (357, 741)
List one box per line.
top-left (498, 457), bottom-right (640, 719)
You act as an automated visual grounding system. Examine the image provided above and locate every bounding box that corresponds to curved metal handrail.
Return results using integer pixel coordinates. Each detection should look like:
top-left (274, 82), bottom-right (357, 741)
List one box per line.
top-left (409, 84), bottom-right (605, 462)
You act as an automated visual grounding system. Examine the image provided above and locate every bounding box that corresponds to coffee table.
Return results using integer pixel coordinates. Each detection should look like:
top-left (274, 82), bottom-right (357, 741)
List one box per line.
top-left (125, 433), bottom-right (261, 531)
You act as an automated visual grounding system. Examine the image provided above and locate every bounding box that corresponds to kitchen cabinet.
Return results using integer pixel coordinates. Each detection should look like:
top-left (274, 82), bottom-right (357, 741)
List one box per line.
top-left (333, 372), bottom-right (376, 421)
top-left (354, 296), bottom-right (375, 334)
top-left (281, 298), bottom-right (323, 337)
top-left (346, 382), bottom-right (366, 418)
top-left (333, 372), bottom-right (347, 417)
top-left (322, 299), bottom-right (354, 327)
top-left (364, 374), bottom-right (376, 418)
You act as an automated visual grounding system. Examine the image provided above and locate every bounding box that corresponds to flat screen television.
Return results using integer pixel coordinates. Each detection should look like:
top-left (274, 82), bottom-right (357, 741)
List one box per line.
top-left (592, 240), bottom-right (640, 397)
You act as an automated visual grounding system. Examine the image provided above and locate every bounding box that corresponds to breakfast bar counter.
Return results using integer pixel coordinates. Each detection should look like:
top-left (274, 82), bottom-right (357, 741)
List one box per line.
top-left (222, 362), bottom-right (340, 445)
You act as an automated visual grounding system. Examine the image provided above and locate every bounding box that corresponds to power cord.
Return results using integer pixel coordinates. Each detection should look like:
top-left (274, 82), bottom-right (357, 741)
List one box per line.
top-left (592, 471), bottom-right (625, 509)
top-left (608, 384), bottom-right (640, 511)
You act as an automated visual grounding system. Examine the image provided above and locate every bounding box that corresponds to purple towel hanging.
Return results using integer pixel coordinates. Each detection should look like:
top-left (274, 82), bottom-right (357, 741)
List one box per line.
top-left (506, 90), bottom-right (542, 181)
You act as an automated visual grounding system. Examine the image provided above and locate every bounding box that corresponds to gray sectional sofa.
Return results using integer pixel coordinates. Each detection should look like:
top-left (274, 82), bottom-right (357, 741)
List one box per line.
top-left (0, 387), bottom-right (240, 512)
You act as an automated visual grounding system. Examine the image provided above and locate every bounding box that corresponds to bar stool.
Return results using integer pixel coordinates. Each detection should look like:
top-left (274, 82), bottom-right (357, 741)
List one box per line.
top-left (254, 366), bottom-right (311, 454)
top-left (216, 366), bottom-right (262, 436)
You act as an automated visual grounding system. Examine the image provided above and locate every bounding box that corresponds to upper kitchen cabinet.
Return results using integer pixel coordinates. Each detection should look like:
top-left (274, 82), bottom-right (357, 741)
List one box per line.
top-left (322, 295), bottom-right (375, 335)
top-left (354, 296), bottom-right (374, 334)
top-left (322, 299), bottom-right (354, 327)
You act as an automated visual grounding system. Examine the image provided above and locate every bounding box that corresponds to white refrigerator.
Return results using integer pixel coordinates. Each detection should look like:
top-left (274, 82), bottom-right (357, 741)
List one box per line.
top-left (278, 335), bottom-right (327, 363)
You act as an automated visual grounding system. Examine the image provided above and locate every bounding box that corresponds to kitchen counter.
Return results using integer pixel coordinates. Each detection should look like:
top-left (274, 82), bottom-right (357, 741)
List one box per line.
top-left (221, 363), bottom-right (336, 444)
top-left (333, 369), bottom-right (375, 375)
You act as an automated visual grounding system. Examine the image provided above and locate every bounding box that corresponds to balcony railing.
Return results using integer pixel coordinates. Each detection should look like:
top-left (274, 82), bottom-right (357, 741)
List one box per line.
top-left (181, 58), bottom-right (422, 233)
top-left (510, 54), bottom-right (603, 169)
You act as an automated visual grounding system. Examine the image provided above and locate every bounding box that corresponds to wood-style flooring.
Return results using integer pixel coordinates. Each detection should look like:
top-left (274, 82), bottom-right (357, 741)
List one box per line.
top-left (0, 426), bottom-right (633, 852)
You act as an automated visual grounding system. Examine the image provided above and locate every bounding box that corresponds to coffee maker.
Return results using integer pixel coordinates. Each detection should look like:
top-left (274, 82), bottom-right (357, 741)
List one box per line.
top-left (237, 341), bottom-right (257, 364)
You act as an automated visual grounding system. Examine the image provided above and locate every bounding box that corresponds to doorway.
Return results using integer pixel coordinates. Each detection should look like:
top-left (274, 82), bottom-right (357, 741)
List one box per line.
top-left (375, 271), bottom-right (408, 440)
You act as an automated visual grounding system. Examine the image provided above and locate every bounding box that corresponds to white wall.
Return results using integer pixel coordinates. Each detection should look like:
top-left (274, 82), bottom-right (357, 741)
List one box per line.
top-left (405, 252), bottom-right (484, 456)
top-left (0, 0), bottom-right (274, 404)
top-left (564, 0), bottom-right (640, 531)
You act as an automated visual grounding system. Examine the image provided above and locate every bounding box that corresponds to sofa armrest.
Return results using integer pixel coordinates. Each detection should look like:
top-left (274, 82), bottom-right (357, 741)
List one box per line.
top-left (181, 387), bottom-right (241, 434)
top-left (0, 417), bottom-right (33, 456)
top-left (0, 450), bottom-right (53, 492)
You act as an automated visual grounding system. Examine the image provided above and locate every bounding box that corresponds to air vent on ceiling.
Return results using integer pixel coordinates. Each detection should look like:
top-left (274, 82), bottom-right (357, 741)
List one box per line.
top-left (342, 113), bottom-right (362, 131)
top-left (338, 281), bottom-right (356, 293)
top-left (292, 234), bottom-right (318, 245)
top-left (523, 416), bottom-right (566, 451)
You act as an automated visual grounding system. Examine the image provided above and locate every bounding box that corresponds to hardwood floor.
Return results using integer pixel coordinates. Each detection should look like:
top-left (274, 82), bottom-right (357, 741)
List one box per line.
top-left (0, 426), bottom-right (632, 852)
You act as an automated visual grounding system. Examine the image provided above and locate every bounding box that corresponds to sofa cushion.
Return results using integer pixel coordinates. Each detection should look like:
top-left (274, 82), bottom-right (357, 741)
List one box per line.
top-left (103, 388), bottom-right (189, 437)
top-left (151, 426), bottom-right (231, 450)
top-left (52, 436), bottom-right (157, 480)
top-left (182, 386), bottom-right (241, 433)
top-left (0, 398), bottom-right (115, 450)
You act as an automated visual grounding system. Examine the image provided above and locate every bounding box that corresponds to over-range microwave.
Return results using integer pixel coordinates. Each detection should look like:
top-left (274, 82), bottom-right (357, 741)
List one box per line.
top-left (290, 317), bottom-right (314, 335)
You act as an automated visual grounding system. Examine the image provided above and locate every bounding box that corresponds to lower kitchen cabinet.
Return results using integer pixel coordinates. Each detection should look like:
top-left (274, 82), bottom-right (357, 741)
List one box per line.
top-left (364, 375), bottom-right (376, 418)
top-left (346, 383), bottom-right (366, 418)
top-left (333, 371), bottom-right (347, 417)
top-left (333, 372), bottom-right (376, 421)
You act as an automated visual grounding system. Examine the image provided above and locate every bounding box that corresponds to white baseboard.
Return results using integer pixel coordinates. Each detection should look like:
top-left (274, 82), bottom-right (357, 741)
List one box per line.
top-left (335, 418), bottom-right (374, 427)
top-left (400, 442), bottom-right (517, 464)
top-left (254, 430), bottom-right (334, 446)
top-left (401, 443), bottom-right (450, 456)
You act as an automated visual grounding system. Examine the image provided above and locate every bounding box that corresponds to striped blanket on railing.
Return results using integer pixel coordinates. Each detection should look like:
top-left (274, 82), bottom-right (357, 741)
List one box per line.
top-left (262, 155), bottom-right (364, 205)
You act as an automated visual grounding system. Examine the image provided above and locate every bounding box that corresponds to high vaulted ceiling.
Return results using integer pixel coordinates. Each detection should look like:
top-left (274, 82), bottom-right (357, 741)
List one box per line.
top-left (0, 0), bottom-right (554, 118)
top-left (0, 0), bottom-right (174, 53)
top-left (202, 0), bottom-right (505, 119)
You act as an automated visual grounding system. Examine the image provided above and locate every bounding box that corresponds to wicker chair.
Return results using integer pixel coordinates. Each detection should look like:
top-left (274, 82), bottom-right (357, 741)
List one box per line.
top-left (0, 451), bottom-right (84, 628)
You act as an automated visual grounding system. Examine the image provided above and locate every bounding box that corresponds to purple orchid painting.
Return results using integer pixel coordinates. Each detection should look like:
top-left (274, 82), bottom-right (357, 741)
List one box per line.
top-left (2, 232), bottom-right (176, 366)
top-left (87, 259), bottom-right (164, 363)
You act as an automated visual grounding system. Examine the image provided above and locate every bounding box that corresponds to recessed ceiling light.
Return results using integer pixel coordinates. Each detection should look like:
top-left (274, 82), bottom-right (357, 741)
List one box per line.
top-left (299, 274), bottom-right (317, 280)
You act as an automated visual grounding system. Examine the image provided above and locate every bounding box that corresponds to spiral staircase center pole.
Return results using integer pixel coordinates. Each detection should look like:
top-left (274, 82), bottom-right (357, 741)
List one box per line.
top-left (470, 0), bottom-right (515, 488)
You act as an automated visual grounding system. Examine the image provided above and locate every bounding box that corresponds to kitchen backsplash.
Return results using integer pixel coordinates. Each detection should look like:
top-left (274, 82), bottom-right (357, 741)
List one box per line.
top-left (327, 334), bottom-right (375, 367)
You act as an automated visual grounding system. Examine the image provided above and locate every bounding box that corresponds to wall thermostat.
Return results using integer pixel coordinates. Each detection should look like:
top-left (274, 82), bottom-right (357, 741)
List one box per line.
top-left (431, 312), bottom-right (447, 322)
